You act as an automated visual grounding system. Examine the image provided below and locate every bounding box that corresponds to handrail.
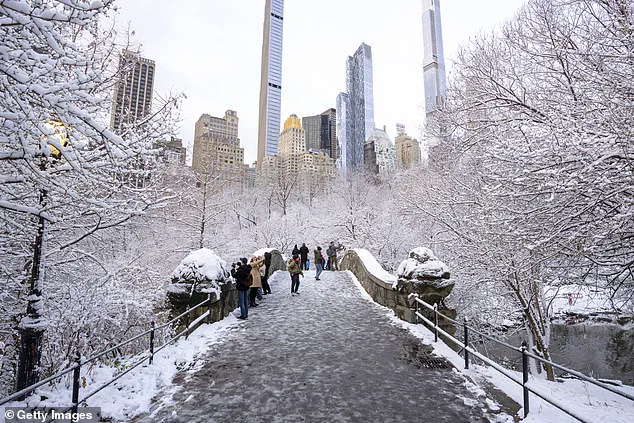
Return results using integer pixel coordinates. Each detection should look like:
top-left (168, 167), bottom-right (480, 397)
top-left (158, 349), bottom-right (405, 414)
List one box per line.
top-left (410, 294), bottom-right (522, 353)
top-left (0, 295), bottom-right (214, 409)
top-left (410, 295), bottom-right (633, 422)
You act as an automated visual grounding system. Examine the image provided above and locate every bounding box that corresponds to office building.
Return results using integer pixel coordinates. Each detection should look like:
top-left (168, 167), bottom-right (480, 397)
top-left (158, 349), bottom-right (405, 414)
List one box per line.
top-left (422, 0), bottom-right (447, 116)
top-left (364, 126), bottom-right (395, 176)
top-left (395, 133), bottom-right (422, 169)
top-left (110, 50), bottom-right (155, 132)
top-left (302, 108), bottom-right (336, 158)
top-left (155, 137), bottom-right (186, 165)
top-left (257, 0), bottom-right (285, 167)
top-left (192, 110), bottom-right (246, 186)
top-left (260, 114), bottom-right (336, 189)
top-left (336, 43), bottom-right (375, 176)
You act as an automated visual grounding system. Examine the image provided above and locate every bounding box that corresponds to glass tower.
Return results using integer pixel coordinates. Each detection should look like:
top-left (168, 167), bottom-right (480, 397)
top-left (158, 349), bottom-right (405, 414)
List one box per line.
top-left (336, 43), bottom-right (375, 175)
top-left (257, 0), bottom-right (284, 166)
top-left (422, 0), bottom-right (447, 115)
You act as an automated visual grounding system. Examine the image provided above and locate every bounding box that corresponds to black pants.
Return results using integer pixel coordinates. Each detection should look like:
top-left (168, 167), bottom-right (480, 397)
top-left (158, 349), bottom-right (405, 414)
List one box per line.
top-left (300, 259), bottom-right (307, 270)
top-left (249, 287), bottom-right (259, 305)
top-left (291, 274), bottom-right (300, 293)
top-left (262, 276), bottom-right (271, 294)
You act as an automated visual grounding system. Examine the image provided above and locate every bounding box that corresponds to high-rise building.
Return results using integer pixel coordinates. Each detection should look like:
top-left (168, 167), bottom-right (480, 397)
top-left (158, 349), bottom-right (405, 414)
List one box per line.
top-left (302, 108), bottom-right (336, 158)
top-left (192, 110), bottom-right (246, 186)
top-left (336, 43), bottom-right (375, 176)
top-left (422, 0), bottom-right (447, 116)
top-left (395, 133), bottom-right (422, 169)
top-left (155, 137), bottom-right (186, 165)
top-left (257, 0), bottom-right (285, 167)
top-left (260, 115), bottom-right (336, 191)
top-left (364, 126), bottom-right (395, 176)
top-left (110, 50), bottom-right (155, 132)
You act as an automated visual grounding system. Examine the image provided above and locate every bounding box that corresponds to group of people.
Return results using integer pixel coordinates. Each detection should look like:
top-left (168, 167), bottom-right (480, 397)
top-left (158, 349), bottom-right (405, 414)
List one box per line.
top-left (288, 241), bottom-right (344, 292)
top-left (231, 252), bottom-right (273, 320)
top-left (231, 242), bottom-right (345, 318)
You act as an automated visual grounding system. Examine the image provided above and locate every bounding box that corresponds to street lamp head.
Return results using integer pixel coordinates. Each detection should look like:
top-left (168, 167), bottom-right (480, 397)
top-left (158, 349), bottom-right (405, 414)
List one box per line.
top-left (42, 119), bottom-right (70, 159)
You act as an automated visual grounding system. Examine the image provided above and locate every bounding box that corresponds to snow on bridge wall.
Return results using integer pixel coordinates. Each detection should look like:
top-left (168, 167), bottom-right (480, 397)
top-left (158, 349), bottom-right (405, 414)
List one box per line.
top-left (340, 248), bottom-right (457, 335)
top-left (340, 249), bottom-right (417, 323)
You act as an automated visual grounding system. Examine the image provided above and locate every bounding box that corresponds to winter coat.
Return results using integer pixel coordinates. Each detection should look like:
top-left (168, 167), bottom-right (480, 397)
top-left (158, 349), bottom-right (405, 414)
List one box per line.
top-left (299, 244), bottom-right (309, 260)
top-left (314, 249), bottom-right (323, 264)
top-left (234, 264), bottom-right (252, 291)
top-left (292, 245), bottom-right (300, 256)
top-left (327, 243), bottom-right (342, 257)
top-left (250, 257), bottom-right (264, 288)
top-left (287, 259), bottom-right (303, 276)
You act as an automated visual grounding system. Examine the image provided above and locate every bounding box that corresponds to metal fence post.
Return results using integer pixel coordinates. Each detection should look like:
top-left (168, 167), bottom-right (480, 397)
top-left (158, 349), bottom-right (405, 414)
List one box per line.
top-left (415, 300), bottom-right (419, 324)
top-left (463, 317), bottom-right (469, 370)
top-left (71, 351), bottom-right (81, 414)
top-left (184, 304), bottom-right (190, 340)
top-left (433, 303), bottom-right (439, 343)
top-left (522, 341), bottom-right (530, 417)
top-left (207, 293), bottom-right (212, 324)
top-left (149, 321), bottom-right (155, 365)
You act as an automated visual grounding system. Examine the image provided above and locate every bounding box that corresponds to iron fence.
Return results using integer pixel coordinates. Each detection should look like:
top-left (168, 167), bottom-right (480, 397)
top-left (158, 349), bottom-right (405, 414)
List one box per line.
top-left (0, 294), bottom-right (214, 418)
top-left (411, 294), bottom-right (634, 422)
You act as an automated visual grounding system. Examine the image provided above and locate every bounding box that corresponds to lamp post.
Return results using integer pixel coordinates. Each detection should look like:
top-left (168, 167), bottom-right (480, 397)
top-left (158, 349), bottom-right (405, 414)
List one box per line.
top-left (16, 121), bottom-right (68, 393)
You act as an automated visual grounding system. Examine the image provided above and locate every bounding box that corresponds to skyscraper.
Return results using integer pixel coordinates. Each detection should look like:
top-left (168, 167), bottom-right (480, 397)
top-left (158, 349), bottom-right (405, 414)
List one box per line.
top-left (421, 0), bottom-right (447, 116)
top-left (257, 0), bottom-right (285, 167)
top-left (110, 50), bottom-right (155, 132)
top-left (395, 133), bottom-right (422, 169)
top-left (336, 43), bottom-right (375, 176)
top-left (302, 108), bottom-right (336, 158)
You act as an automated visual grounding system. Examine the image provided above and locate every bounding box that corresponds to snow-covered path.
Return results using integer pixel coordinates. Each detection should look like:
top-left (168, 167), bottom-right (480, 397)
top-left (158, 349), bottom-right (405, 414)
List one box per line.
top-left (131, 270), bottom-right (511, 422)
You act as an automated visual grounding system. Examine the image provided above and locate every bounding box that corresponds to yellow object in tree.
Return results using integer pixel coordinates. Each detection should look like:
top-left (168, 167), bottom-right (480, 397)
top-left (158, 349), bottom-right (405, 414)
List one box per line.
top-left (42, 120), bottom-right (70, 158)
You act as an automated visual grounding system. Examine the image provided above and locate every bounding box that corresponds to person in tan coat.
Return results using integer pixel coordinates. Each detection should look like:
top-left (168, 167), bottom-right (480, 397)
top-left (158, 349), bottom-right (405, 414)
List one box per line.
top-left (249, 256), bottom-right (264, 307)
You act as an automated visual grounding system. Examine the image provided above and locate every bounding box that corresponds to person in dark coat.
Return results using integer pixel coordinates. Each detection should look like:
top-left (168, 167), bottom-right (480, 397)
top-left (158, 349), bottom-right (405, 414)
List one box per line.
top-left (232, 258), bottom-right (252, 319)
top-left (262, 251), bottom-right (272, 294)
top-left (292, 244), bottom-right (300, 256)
top-left (299, 243), bottom-right (309, 270)
top-left (314, 246), bottom-right (324, 280)
top-left (287, 254), bottom-right (304, 295)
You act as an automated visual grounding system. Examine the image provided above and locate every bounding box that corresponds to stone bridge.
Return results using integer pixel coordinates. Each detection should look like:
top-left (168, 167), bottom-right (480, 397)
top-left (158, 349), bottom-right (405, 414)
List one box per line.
top-left (133, 250), bottom-right (516, 422)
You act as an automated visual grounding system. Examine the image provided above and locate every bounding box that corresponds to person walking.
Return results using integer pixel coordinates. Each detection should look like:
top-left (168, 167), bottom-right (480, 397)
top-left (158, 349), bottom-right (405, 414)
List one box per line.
top-left (292, 244), bottom-right (300, 257)
top-left (314, 246), bottom-right (324, 280)
top-left (299, 243), bottom-right (309, 270)
top-left (262, 251), bottom-right (272, 294)
top-left (232, 258), bottom-right (252, 320)
top-left (249, 256), bottom-right (265, 307)
top-left (287, 254), bottom-right (304, 295)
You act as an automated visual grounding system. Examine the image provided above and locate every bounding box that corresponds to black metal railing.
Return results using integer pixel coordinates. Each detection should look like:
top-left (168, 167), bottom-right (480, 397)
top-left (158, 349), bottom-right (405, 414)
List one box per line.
top-left (411, 294), bottom-right (634, 423)
top-left (0, 294), bottom-right (214, 417)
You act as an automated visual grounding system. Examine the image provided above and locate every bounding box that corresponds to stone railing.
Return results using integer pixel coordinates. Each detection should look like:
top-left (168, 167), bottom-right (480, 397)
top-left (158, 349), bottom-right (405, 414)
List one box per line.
top-left (340, 248), bottom-right (456, 335)
top-left (167, 249), bottom-right (286, 330)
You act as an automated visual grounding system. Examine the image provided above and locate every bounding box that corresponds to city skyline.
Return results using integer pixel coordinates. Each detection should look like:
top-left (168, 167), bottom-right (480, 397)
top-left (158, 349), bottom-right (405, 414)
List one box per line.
top-left (115, 0), bottom-right (529, 164)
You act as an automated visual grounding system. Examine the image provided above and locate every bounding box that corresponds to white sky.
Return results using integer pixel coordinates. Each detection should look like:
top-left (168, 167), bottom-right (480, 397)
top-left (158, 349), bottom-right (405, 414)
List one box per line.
top-left (114, 0), bottom-right (527, 164)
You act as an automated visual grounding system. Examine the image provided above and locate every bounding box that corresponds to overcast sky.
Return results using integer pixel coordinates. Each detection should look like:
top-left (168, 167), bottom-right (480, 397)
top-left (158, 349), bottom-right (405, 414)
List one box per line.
top-left (115, 0), bottom-right (527, 164)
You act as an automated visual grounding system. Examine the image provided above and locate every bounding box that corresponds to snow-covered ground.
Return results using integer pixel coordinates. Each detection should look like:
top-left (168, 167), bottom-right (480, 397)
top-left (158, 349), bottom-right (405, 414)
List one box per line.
top-left (0, 316), bottom-right (241, 422)
top-left (545, 284), bottom-right (633, 318)
top-left (348, 251), bottom-right (634, 423)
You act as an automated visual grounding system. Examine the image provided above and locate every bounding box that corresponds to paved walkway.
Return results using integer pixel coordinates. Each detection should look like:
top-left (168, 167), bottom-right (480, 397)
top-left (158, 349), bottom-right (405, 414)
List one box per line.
top-left (132, 270), bottom-right (512, 422)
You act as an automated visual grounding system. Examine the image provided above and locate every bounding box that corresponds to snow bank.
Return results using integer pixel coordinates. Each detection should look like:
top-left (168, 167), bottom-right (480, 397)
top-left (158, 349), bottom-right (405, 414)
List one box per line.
top-left (352, 248), bottom-right (397, 285)
top-left (545, 284), bottom-right (632, 317)
top-left (396, 247), bottom-right (450, 280)
top-left (170, 248), bottom-right (229, 283)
